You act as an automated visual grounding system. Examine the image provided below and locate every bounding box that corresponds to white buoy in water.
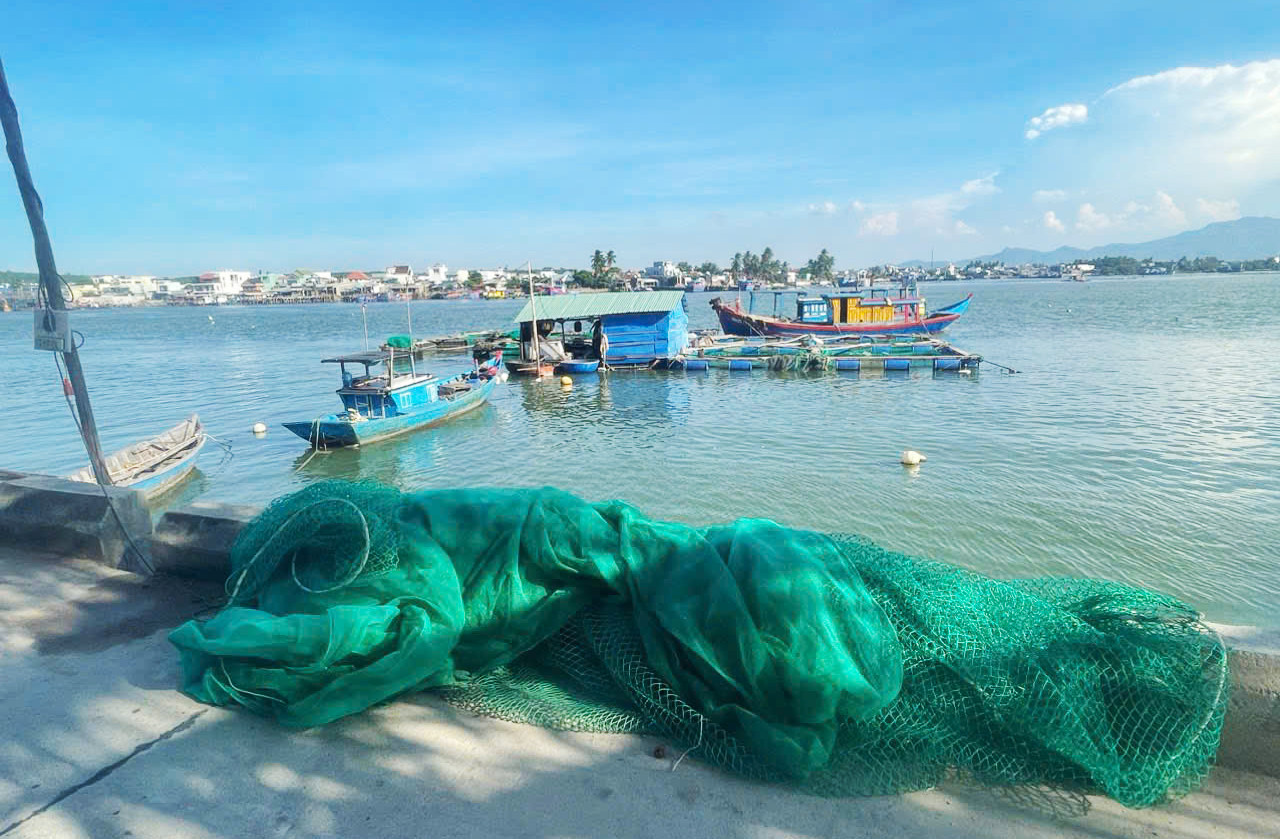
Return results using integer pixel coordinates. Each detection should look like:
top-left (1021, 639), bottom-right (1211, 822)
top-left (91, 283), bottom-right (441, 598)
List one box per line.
top-left (252, 422), bottom-right (268, 435)
top-left (560, 375), bottom-right (573, 387)
top-left (900, 449), bottom-right (927, 466)
top-left (208, 315), bottom-right (215, 322)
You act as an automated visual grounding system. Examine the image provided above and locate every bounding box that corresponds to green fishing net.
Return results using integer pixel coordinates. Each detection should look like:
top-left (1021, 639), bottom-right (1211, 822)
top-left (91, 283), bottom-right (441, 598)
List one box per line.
top-left (170, 481), bottom-right (1228, 808)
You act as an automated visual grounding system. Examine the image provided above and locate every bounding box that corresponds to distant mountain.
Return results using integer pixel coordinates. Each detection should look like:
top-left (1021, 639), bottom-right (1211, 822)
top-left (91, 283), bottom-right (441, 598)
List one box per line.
top-left (938, 217), bottom-right (1280, 266)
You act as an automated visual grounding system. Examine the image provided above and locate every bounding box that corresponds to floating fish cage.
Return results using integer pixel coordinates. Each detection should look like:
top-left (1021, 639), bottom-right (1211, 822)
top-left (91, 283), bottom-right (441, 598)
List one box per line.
top-left (670, 335), bottom-right (982, 374)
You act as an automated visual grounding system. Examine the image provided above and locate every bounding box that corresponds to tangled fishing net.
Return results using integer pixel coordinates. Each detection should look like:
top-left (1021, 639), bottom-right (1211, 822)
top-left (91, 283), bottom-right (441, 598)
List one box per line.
top-left (170, 481), bottom-right (1228, 807)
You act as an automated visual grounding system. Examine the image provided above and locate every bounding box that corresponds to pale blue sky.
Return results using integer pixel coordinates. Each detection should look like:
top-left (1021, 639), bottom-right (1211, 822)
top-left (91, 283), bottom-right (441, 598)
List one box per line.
top-left (2, 1), bottom-right (1278, 274)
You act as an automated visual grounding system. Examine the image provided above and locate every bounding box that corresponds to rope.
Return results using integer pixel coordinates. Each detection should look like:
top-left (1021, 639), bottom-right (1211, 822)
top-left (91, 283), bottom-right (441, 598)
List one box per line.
top-left (52, 353), bottom-right (155, 575)
top-left (982, 359), bottom-right (1019, 374)
top-left (226, 496), bottom-right (372, 602)
top-left (293, 415), bottom-right (332, 470)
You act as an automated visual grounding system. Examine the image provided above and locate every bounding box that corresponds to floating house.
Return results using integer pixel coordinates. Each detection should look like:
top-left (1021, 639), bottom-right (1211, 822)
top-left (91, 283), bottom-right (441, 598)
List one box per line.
top-left (511, 291), bottom-right (689, 369)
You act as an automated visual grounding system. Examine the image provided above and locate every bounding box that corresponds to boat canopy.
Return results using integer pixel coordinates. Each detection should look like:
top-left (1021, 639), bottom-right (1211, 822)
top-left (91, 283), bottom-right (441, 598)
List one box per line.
top-left (513, 290), bottom-right (685, 323)
top-left (321, 351), bottom-right (389, 365)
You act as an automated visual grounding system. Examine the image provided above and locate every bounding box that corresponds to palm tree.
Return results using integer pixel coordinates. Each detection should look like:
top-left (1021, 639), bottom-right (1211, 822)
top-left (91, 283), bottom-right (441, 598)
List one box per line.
top-left (591, 250), bottom-right (606, 281)
top-left (731, 253), bottom-right (742, 278)
top-left (606, 250), bottom-right (616, 272)
top-left (761, 247), bottom-right (776, 282)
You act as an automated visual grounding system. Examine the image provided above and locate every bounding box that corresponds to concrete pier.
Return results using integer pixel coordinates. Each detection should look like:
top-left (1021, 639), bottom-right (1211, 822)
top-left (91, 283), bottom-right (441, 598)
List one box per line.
top-left (0, 472), bottom-right (151, 572)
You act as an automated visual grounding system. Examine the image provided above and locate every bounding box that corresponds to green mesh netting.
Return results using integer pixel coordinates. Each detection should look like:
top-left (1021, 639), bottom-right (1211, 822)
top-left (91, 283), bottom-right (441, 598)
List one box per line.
top-left (170, 481), bottom-right (1228, 808)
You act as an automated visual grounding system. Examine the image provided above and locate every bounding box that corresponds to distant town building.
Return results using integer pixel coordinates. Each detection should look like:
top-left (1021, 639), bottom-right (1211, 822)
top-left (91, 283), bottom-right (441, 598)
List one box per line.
top-left (645, 261), bottom-right (679, 281)
top-left (384, 265), bottom-right (413, 283)
top-left (419, 264), bottom-right (450, 286)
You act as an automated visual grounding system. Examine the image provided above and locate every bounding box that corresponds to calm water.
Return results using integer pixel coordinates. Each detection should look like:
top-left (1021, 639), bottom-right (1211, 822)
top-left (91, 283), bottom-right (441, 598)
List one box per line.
top-left (2, 274), bottom-right (1277, 627)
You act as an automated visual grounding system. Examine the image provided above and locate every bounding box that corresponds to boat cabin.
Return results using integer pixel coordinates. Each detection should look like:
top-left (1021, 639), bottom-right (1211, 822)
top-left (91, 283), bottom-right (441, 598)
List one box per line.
top-left (791, 289), bottom-right (926, 325)
top-left (322, 350), bottom-right (464, 420)
top-left (512, 290), bottom-right (689, 367)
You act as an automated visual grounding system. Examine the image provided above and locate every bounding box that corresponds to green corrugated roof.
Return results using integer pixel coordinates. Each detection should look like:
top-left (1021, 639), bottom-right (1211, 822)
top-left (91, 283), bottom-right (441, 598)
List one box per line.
top-left (512, 291), bottom-right (685, 323)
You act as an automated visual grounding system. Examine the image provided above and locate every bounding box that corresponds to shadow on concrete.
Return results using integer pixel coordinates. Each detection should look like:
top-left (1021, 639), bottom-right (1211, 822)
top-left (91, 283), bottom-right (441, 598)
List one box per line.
top-left (21, 572), bottom-right (223, 658)
top-left (8, 679), bottom-right (1280, 839)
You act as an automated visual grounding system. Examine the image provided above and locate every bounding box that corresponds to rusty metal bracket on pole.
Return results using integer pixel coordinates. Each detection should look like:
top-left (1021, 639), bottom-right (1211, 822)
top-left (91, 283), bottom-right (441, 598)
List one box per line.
top-left (0, 56), bottom-right (112, 485)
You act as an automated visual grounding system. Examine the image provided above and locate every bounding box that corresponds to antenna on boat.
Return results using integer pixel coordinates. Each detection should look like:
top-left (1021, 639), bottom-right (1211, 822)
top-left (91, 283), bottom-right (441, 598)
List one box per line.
top-left (361, 302), bottom-right (369, 350)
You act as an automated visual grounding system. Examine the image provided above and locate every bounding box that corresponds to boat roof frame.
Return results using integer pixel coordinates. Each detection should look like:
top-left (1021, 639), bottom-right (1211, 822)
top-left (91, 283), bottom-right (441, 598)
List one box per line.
top-left (322, 350), bottom-right (390, 366)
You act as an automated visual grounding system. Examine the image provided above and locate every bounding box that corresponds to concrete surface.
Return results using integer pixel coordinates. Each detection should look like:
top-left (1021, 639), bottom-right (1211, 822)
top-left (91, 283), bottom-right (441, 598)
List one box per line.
top-left (3, 545), bottom-right (1280, 839)
top-left (149, 501), bottom-right (259, 580)
top-left (0, 474), bottom-right (151, 572)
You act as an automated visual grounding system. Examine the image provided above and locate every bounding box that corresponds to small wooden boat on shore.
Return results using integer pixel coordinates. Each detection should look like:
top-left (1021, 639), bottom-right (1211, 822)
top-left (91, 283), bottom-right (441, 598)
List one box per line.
top-left (283, 351), bottom-right (504, 448)
top-left (67, 414), bottom-right (206, 498)
top-left (711, 288), bottom-right (972, 337)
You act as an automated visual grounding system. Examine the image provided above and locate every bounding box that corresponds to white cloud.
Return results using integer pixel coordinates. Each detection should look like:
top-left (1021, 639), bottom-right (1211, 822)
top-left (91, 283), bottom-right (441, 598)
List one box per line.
top-left (1033, 189), bottom-right (1066, 203)
top-left (960, 173), bottom-right (1000, 196)
top-left (859, 211), bottom-right (899, 236)
top-left (1001, 225), bottom-right (1017, 235)
top-left (808, 200), bottom-right (839, 215)
top-left (1075, 203), bottom-right (1111, 232)
top-left (849, 200), bottom-right (866, 213)
top-left (1025, 103), bottom-right (1088, 139)
top-left (1152, 190), bottom-right (1186, 226)
top-left (1118, 190), bottom-right (1186, 228)
top-left (1043, 211), bottom-right (1065, 232)
top-left (954, 220), bottom-right (978, 235)
top-left (1196, 197), bottom-right (1242, 222)
top-left (1098, 60), bottom-right (1280, 191)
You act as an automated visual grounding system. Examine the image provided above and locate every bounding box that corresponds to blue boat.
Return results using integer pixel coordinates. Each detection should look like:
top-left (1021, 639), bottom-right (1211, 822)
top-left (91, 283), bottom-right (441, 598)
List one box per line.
top-left (67, 414), bottom-right (206, 500)
top-left (283, 351), bottom-right (503, 448)
top-left (555, 359), bottom-right (601, 374)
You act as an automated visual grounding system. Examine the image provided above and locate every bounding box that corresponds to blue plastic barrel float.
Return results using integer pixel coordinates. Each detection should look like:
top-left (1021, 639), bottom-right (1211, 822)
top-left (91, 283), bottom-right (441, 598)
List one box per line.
top-left (728, 359), bottom-right (754, 371)
top-left (884, 358), bottom-right (911, 371)
top-left (682, 358), bottom-right (709, 371)
top-left (934, 357), bottom-right (962, 371)
top-left (833, 358), bottom-right (861, 371)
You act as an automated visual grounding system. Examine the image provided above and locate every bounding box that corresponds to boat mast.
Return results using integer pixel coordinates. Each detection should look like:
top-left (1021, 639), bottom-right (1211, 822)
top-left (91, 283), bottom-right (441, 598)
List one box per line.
top-left (527, 262), bottom-right (543, 374)
top-left (405, 296), bottom-right (417, 378)
top-left (1, 59), bottom-right (111, 484)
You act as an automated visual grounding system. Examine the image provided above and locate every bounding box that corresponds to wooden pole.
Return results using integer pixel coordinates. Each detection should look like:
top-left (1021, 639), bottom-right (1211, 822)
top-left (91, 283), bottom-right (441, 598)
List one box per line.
top-left (0, 57), bottom-right (112, 484)
top-left (527, 262), bottom-right (543, 377)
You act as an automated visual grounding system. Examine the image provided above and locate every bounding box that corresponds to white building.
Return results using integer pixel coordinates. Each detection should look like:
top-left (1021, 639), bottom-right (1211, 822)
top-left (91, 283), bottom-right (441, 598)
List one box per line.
top-left (419, 264), bottom-right (450, 286)
top-left (384, 265), bottom-right (414, 283)
top-left (645, 261), bottom-right (679, 281)
top-left (198, 270), bottom-right (252, 295)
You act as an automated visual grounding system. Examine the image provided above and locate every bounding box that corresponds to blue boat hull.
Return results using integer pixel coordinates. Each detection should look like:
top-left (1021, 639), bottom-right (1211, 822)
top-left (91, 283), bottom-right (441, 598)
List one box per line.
top-left (284, 375), bottom-right (497, 448)
top-left (555, 360), bottom-right (600, 374)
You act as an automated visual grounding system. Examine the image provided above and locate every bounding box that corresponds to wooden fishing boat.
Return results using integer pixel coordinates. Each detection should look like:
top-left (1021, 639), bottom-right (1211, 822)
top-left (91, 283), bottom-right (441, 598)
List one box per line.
top-left (67, 414), bottom-right (206, 499)
top-left (504, 263), bottom-right (556, 378)
top-left (711, 289), bottom-right (972, 337)
top-left (506, 360), bottom-right (555, 377)
top-left (283, 351), bottom-right (504, 448)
